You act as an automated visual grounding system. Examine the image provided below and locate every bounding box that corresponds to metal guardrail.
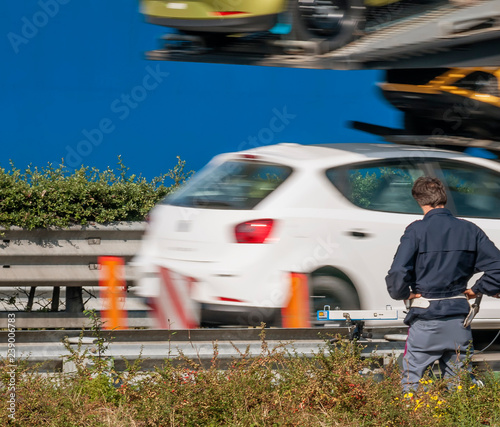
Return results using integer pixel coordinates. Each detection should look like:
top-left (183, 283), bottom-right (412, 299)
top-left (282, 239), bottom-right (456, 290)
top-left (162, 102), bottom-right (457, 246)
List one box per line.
top-left (1, 328), bottom-right (499, 373)
top-left (0, 327), bottom-right (403, 372)
top-left (0, 223), bottom-right (149, 327)
top-left (0, 311), bottom-right (153, 329)
top-left (0, 222), bottom-right (146, 286)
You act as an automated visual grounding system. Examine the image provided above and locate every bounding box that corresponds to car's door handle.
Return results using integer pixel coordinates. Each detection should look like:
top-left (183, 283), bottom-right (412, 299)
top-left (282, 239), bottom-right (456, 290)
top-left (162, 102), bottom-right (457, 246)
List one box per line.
top-left (347, 230), bottom-right (369, 238)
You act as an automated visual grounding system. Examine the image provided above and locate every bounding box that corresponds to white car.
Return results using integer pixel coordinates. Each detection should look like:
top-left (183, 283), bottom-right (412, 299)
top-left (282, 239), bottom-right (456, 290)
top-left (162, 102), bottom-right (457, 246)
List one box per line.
top-left (133, 142), bottom-right (500, 328)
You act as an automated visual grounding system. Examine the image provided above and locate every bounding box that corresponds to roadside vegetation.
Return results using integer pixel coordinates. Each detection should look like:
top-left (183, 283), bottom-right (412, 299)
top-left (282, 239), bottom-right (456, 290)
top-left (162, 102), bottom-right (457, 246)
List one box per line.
top-left (0, 156), bottom-right (192, 229)
top-left (1, 319), bottom-right (499, 426)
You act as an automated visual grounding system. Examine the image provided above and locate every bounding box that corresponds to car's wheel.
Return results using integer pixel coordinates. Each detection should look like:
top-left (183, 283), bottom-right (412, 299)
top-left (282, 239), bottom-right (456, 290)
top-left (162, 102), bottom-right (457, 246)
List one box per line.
top-left (288, 0), bottom-right (365, 52)
top-left (310, 275), bottom-right (360, 321)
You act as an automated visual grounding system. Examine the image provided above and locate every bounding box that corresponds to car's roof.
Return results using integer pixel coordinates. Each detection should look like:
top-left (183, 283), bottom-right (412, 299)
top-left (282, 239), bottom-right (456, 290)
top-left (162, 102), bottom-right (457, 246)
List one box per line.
top-left (230, 142), bottom-right (473, 167)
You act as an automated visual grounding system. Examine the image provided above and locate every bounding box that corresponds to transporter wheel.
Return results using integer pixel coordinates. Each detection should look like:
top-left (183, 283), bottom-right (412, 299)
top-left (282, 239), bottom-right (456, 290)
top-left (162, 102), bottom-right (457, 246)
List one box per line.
top-left (403, 113), bottom-right (443, 136)
top-left (310, 275), bottom-right (360, 321)
top-left (462, 125), bottom-right (495, 141)
top-left (178, 31), bottom-right (228, 48)
top-left (289, 0), bottom-right (366, 52)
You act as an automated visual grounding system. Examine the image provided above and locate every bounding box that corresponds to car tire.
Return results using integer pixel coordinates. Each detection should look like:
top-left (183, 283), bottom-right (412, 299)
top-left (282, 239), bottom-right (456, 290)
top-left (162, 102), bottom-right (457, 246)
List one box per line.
top-left (310, 275), bottom-right (361, 320)
top-left (288, 0), bottom-right (366, 52)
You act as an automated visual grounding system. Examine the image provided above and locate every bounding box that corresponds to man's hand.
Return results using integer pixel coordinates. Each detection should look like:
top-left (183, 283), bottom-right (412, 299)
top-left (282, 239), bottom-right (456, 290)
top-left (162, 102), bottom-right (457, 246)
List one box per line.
top-left (464, 289), bottom-right (479, 300)
top-left (403, 293), bottom-right (421, 309)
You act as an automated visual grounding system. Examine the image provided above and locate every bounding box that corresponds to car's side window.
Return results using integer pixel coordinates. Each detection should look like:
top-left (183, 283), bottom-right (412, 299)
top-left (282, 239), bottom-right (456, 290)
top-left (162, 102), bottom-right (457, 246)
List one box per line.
top-left (438, 161), bottom-right (500, 219)
top-left (326, 160), bottom-right (425, 214)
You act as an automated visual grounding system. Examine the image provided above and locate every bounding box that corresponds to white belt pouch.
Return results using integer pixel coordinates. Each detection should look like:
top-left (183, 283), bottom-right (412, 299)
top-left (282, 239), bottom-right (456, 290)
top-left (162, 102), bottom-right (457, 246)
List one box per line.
top-left (407, 294), bottom-right (467, 309)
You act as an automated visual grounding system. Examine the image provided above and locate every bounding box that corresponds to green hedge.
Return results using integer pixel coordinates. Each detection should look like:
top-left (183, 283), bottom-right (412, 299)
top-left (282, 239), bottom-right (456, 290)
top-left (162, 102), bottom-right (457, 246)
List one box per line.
top-left (0, 156), bottom-right (192, 229)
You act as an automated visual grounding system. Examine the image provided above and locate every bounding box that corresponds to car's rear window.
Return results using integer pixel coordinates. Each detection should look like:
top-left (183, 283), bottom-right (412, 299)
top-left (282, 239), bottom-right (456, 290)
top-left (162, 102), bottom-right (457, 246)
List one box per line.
top-left (163, 160), bottom-right (292, 209)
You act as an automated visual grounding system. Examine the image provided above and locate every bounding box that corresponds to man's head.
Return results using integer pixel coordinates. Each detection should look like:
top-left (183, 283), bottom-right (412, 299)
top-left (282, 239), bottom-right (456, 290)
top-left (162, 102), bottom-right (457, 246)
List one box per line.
top-left (412, 176), bottom-right (447, 208)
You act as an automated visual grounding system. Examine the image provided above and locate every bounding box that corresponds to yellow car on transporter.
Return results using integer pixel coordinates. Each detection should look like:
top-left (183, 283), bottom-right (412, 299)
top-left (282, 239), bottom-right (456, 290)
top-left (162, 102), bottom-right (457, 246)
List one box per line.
top-left (380, 68), bottom-right (500, 140)
top-left (140, 0), bottom-right (402, 51)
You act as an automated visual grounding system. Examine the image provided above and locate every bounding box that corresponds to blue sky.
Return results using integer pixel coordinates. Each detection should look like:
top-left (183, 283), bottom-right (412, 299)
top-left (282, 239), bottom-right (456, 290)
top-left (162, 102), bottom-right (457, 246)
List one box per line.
top-left (1, 0), bottom-right (401, 181)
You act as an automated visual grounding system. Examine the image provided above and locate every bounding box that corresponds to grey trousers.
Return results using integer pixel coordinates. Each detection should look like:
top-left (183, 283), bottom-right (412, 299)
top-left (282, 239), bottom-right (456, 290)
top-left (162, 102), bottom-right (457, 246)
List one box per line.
top-left (402, 316), bottom-right (473, 392)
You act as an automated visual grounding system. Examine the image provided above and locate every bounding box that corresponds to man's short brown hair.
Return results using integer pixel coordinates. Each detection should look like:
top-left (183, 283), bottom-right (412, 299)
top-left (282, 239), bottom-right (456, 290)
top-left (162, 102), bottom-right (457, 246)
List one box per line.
top-left (412, 177), bottom-right (447, 207)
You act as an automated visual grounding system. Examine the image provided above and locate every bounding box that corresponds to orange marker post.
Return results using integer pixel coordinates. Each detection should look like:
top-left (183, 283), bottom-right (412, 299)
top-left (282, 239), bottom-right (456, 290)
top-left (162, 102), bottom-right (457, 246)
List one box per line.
top-left (281, 272), bottom-right (311, 328)
top-left (99, 256), bottom-right (128, 330)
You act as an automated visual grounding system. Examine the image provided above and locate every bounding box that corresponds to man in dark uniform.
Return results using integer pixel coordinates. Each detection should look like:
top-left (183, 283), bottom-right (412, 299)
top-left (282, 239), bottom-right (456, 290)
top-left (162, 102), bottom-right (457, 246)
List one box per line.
top-left (386, 176), bottom-right (500, 392)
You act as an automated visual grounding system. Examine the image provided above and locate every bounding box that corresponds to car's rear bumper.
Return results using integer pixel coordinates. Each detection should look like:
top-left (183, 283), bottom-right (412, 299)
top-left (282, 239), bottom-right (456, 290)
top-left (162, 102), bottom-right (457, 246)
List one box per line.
top-left (201, 303), bottom-right (281, 327)
top-left (132, 256), bottom-right (289, 327)
top-left (145, 13), bottom-right (278, 33)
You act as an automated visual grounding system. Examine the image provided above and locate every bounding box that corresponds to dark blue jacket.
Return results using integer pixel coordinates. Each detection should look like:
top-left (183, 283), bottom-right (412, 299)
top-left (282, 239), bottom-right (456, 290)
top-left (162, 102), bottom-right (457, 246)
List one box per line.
top-left (386, 208), bottom-right (500, 325)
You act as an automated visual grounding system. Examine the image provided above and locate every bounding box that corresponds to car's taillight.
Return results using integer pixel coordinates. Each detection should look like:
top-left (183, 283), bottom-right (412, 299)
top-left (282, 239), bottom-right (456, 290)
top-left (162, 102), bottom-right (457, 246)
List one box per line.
top-left (234, 219), bottom-right (275, 244)
top-left (210, 11), bottom-right (246, 16)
